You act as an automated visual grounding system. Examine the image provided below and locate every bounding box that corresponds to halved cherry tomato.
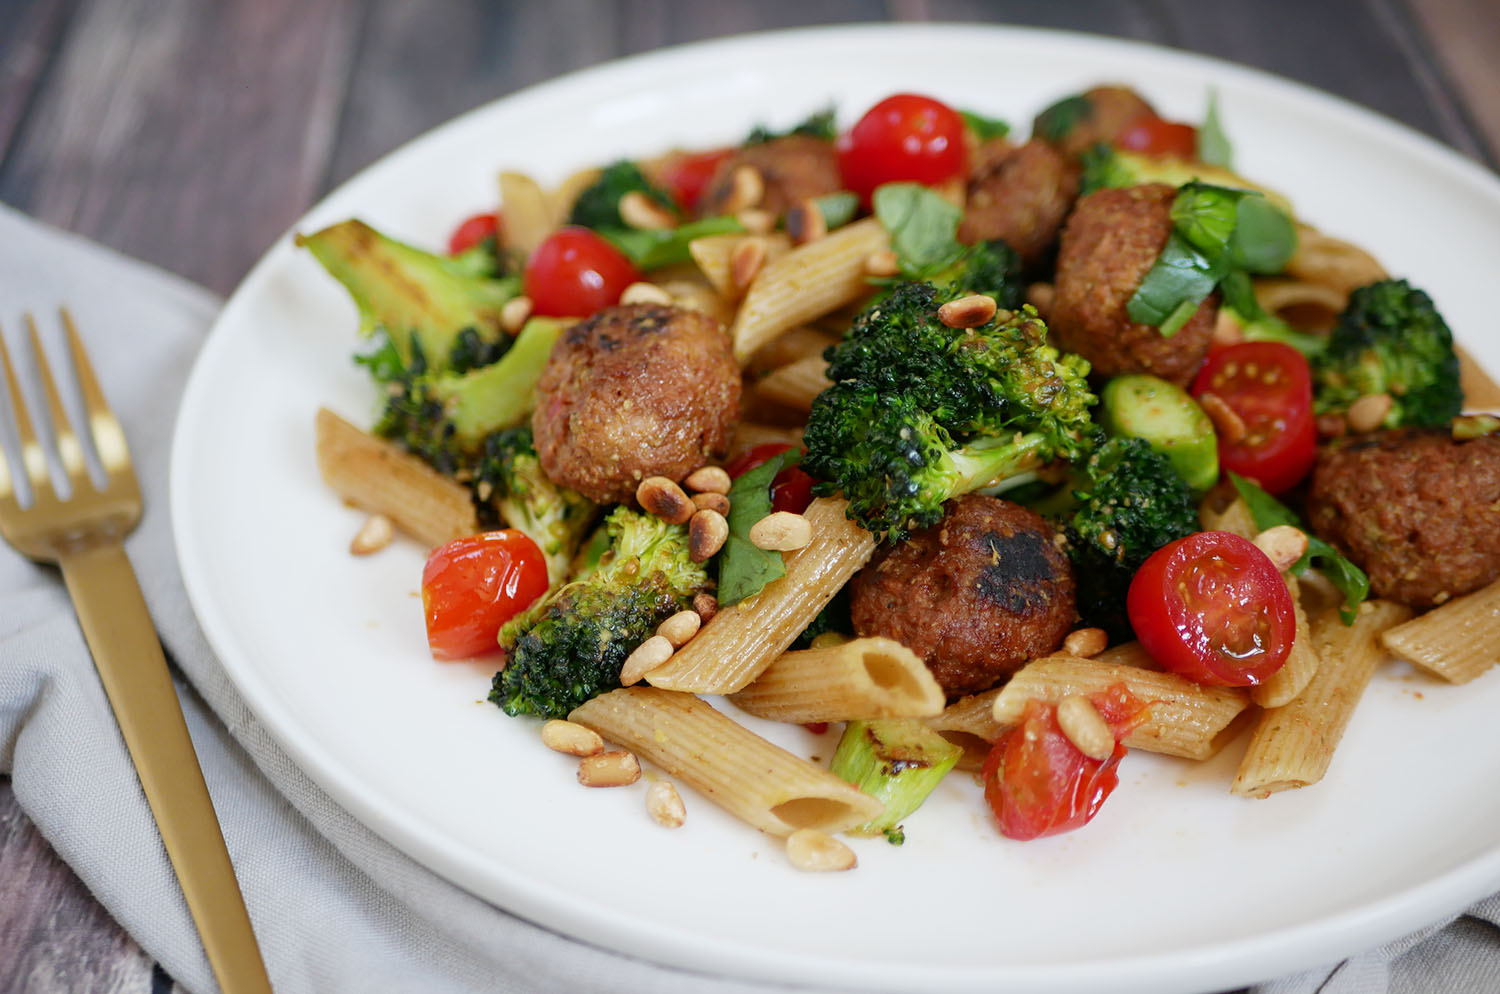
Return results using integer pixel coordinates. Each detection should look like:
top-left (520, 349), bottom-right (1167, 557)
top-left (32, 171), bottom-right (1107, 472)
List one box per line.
top-left (835, 93), bottom-right (968, 203)
top-left (447, 211), bottom-right (500, 255)
top-left (1115, 114), bottom-right (1198, 158)
top-left (1190, 340), bottom-right (1317, 495)
top-left (724, 442), bottom-right (815, 514)
top-left (658, 148), bottom-right (733, 213)
top-left (523, 226), bottom-right (641, 318)
top-left (1127, 530), bottom-right (1296, 686)
top-left (421, 530), bottom-right (549, 660)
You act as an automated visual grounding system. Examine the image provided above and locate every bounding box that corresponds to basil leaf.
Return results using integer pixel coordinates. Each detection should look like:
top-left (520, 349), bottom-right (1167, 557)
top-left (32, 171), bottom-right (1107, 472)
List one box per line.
top-left (717, 449), bottom-right (801, 605)
top-left (599, 215), bottom-right (744, 270)
top-left (1228, 473), bottom-right (1370, 623)
top-left (960, 109), bottom-right (1011, 141)
top-left (813, 191), bottom-right (859, 231)
top-left (1197, 89), bottom-right (1234, 168)
top-left (1034, 94), bottom-right (1090, 143)
top-left (872, 183), bottom-right (964, 278)
top-left (1126, 233), bottom-right (1226, 335)
top-left (1229, 195), bottom-right (1297, 274)
top-left (1171, 182), bottom-right (1247, 258)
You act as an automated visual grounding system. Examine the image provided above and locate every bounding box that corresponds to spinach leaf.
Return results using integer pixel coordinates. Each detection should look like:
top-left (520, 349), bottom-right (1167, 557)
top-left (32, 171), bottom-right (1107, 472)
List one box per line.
top-left (871, 183), bottom-right (964, 278)
top-left (813, 191), bottom-right (860, 231)
top-left (717, 449), bottom-right (801, 605)
top-left (599, 215), bottom-right (744, 270)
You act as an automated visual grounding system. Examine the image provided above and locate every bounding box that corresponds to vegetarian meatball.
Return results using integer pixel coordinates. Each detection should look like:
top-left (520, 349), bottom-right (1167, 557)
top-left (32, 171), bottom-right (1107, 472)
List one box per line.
top-left (1049, 184), bottom-right (1216, 386)
top-left (958, 138), bottom-right (1080, 272)
top-left (1035, 84), bottom-right (1156, 159)
top-left (697, 136), bottom-right (842, 219)
top-left (532, 303), bottom-right (741, 504)
top-left (1307, 428), bottom-right (1500, 608)
top-left (849, 495), bottom-right (1076, 699)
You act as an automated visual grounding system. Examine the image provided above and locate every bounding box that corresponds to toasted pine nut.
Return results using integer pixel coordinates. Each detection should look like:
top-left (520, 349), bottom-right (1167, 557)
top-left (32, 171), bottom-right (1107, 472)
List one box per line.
top-left (620, 635), bottom-right (674, 686)
top-left (785, 198), bottom-right (827, 245)
top-left (637, 476), bottom-right (694, 524)
top-left (721, 165), bottom-right (765, 213)
top-left (1063, 627), bottom-right (1109, 658)
top-left (578, 751), bottom-right (642, 787)
top-left (730, 237), bottom-right (768, 291)
top-left (1056, 695), bottom-right (1115, 761)
top-left (785, 828), bottom-right (857, 872)
top-left (693, 592), bottom-right (719, 623)
top-left (619, 190), bottom-right (676, 230)
top-left (541, 719), bottom-right (604, 757)
top-left (1213, 307), bottom-right (1245, 347)
top-left (684, 465), bottom-right (732, 495)
top-left (937, 294), bottom-right (998, 329)
top-left (736, 209), bottom-right (775, 234)
top-left (645, 780), bottom-right (686, 828)
top-left (350, 513), bottom-right (394, 555)
top-left (1197, 392), bottom-right (1247, 444)
top-left (500, 295), bottom-right (534, 334)
top-left (656, 610), bottom-right (702, 648)
top-left (1253, 524), bottom-right (1309, 573)
top-left (692, 491), bottom-right (731, 515)
top-left (1346, 392), bottom-right (1394, 433)
top-left (620, 281), bottom-right (674, 306)
top-left (863, 249), bottom-right (900, 278)
top-left (689, 508), bottom-right (730, 562)
top-left (748, 510), bottom-right (812, 551)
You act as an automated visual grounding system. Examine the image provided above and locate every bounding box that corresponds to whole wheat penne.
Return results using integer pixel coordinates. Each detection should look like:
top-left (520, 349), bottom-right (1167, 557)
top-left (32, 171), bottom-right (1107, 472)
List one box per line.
top-left (645, 497), bottom-right (875, 693)
top-left (746, 326), bottom-right (840, 375)
top-left (1198, 493), bottom-right (1258, 538)
top-left (314, 407), bottom-right (476, 548)
top-left (1252, 572), bottom-right (1322, 708)
top-left (689, 232), bottom-right (793, 299)
top-left (754, 356), bottom-right (831, 413)
top-left (729, 637), bottom-right (944, 722)
top-left (923, 688), bottom-right (1004, 771)
top-left (1251, 277), bottom-right (1347, 332)
top-left (1232, 598), bottom-right (1412, 797)
top-left (1458, 345), bottom-right (1500, 411)
top-left (727, 422), bottom-right (805, 460)
top-left (569, 687), bottom-right (883, 836)
top-left (1284, 224), bottom-right (1387, 298)
top-left (499, 170), bottom-right (555, 257)
top-left (992, 653), bottom-right (1251, 760)
top-left (546, 165), bottom-right (604, 226)
top-left (1381, 578), bottom-right (1500, 683)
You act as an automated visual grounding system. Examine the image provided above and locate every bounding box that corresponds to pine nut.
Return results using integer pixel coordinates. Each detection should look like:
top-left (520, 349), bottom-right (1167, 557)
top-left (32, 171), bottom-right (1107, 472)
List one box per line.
top-left (500, 295), bottom-right (534, 334)
top-left (749, 510), bottom-right (812, 551)
top-left (692, 491), bottom-right (731, 515)
top-left (1056, 695), bottom-right (1115, 761)
top-left (689, 508), bottom-right (730, 562)
top-left (721, 165), bottom-right (765, 213)
top-left (785, 198), bottom-right (827, 245)
top-left (541, 719), bottom-right (604, 757)
top-left (618, 190), bottom-right (676, 230)
top-left (1063, 627), bottom-right (1109, 658)
top-left (863, 249), bottom-right (900, 278)
top-left (578, 751), bottom-right (642, 787)
top-left (736, 209), bottom-right (775, 234)
top-left (937, 294), bottom-right (998, 329)
top-left (620, 281), bottom-right (674, 306)
top-left (349, 513), bottom-right (394, 555)
top-left (645, 780), bottom-right (686, 828)
top-left (1197, 392), bottom-right (1247, 444)
top-left (693, 592), bottom-right (719, 623)
top-left (1253, 524), bottom-right (1309, 572)
top-left (730, 237), bottom-right (768, 291)
top-left (620, 635), bottom-right (674, 686)
top-left (637, 476), bottom-right (694, 524)
top-left (1213, 307), bottom-right (1245, 347)
top-left (1346, 392), bottom-right (1394, 433)
top-left (684, 465), bottom-right (732, 495)
top-left (785, 828), bottom-right (857, 872)
top-left (656, 609), bottom-right (702, 648)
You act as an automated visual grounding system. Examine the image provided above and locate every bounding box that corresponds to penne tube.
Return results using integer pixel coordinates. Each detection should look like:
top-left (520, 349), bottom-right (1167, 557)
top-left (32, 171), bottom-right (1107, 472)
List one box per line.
top-left (1232, 599), bottom-right (1412, 797)
top-left (314, 407), bottom-right (477, 548)
top-left (569, 687), bottom-right (884, 836)
top-left (731, 217), bottom-right (889, 365)
top-left (753, 355), bottom-right (831, 413)
top-left (923, 688), bottom-right (1004, 771)
top-left (1284, 224), bottom-right (1388, 298)
top-left (689, 232), bottom-right (793, 300)
top-left (1251, 572), bottom-right (1322, 708)
top-left (1251, 277), bottom-right (1348, 332)
top-left (727, 421), bottom-right (804, 460)
top-left (1381, 578), bottom-right (1500, 683)
top-left (1198, 493), bottom-right (1258, 538)
top-left (498, 170), bottom-right (555, 257)
top-left (645, 497), bottom-right (876, 693)
top-left (992, 652), bottom-right (1251, 760)
top-left (746, 326), bottom-right (839, 375)
top-left (546, 165), bottom-right (604, 226)
top-left (1458, 345), bottom-right (1500, 412)
top-left (729, 637), bottom-right (945, 723)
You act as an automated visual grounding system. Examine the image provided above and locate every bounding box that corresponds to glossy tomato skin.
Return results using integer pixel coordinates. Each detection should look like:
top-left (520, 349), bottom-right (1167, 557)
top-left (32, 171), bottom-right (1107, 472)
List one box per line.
top-left (836, 94), bottom-right (968, 202)
top-left (1191, 341), bottom-right (1317, 494)
top-left (524, 226), bottom-right (641, 318)
top-left (724, 442), bottom-right (815, 514)
top-left (1115, 115), bottom-right (1198, 158)
top-left (659, 148), bottom-right (733, 213)
top-left (421, 530), bottom-right (549, 661)
top-left (982, 699), bottom-right (1126, 841)
top-left (447, 211), bottom-right (500, 255)
top-left (1127, 530), bottom-right (1296, 686)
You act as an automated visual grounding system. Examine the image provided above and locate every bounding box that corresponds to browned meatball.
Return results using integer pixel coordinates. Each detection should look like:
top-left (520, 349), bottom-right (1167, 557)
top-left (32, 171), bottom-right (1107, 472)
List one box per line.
top-left (1035, 85), bottom-right (1156, 159)
top-left (532, 304), bottom-right (741, 504)
top-left (849, 496), bottom-right (1076, 699)
top-left (697, 136), bottom-right (842, 219)
top-left (1049, 184), bottom-right (1215, 386)
top-left (1307, 428), bottom-right (1500, 607)
top-left (958, 138), bottom-right (1080, 271)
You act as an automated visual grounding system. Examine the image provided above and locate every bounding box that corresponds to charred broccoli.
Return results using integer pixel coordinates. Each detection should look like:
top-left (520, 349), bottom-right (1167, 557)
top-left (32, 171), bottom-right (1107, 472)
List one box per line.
top-left (568, 160), bottom-right (678, 229)
top-left (928, 239), bottom-right (1025, 310)
top-left (490, 508), bottom-right (710, 719)
top-left (472, 427), bottom-right (598, 585)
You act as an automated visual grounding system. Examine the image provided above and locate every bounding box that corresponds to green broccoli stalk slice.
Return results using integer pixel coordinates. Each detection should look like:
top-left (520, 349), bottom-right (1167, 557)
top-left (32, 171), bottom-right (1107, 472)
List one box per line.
top-left (490, 507), bottom-right (709, 719)
top-left (829, 719), bottom-right (961, 837)
top-left (1313, 279), bottom-right (1462, 430)
top-left (472, 427), bottom-right (598, 586)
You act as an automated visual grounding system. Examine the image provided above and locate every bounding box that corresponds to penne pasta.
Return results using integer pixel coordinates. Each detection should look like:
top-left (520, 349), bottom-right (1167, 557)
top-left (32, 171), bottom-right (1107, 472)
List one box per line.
top-left (726, 421), bottom-right (804, 460)
top-left (546, 165), bottom-right (604, 226)
top-left (1198, 493), bottom-right (1257, 538)
top-left (729, 637), bottom-right (945, 723)
top-left (1459, 345), bottom-right (1500, 412)
top-left (498, 170), bottom-right (556, 257)
top-left (1381, 577), bottom-right (1500, 684)
top-left (746, 325), bottom-right (840, 375)
top-left (1284, 224), bottom-right (1388, 298)
top-left (569, 687), bottom-right (884, 836)
top-left (1251, 572), bottom-right (1322, 708)
top-left (753, 355), bottom-right (831, 413)
top-left (923, 688), bottom-right (1004, 771)
top-left (689, 232), bottom-right (793, 300)
top-left (1252, 276), bottom-right (1347, 332)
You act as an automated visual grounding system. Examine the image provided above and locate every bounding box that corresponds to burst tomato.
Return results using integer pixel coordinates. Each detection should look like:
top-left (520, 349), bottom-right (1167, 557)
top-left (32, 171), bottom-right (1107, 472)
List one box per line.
top-left (421, 530), bottom-right (549, 660)
top-left (658, 148), bottom-right (733, 212)
top-left (447, 211), bottom-right (499, 255)
top-left (835, 93), bottom-right (968, 202)
top-left (1191, 341), bottom-right (1317, 494)
top-left (724, 442), bottom-right (815, 514)
top-left (524, 226), bottom-right (640, 318)
top-left (1115, 114), bottom-right (1199, 158)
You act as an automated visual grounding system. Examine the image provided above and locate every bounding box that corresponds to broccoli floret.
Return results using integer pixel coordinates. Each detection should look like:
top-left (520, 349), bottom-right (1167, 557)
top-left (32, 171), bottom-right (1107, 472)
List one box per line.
top-left (803, 283), bottom-right (1097, 539)
top-left (569, 160), bottom-right (678, 229)
top-left (472, 427), bottom-right (597, 585)
top-left (1313, 279), bottom-right (1462, 430)
top-left (490, 507), bottom-right (710, 719)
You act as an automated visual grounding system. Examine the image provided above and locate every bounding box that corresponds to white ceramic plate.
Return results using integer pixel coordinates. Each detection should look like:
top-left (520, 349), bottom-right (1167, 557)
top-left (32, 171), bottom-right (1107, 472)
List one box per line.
top-left (171, 24), bottom-right (1500, 994)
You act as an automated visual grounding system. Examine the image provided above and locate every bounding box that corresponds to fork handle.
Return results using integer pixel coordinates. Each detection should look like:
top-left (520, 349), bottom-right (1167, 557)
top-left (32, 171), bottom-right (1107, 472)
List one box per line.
top-left (59, 541), bottom-right (273, 994)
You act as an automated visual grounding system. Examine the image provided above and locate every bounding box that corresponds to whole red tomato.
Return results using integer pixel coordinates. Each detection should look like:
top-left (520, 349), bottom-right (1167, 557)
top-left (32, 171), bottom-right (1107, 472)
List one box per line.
top-left (421, 530), bottom-right (549, 660)
top-left (446, 211), bottom-right (500, 255)
top-left (1191, 341), bottom-right (1317, 495)
top-left (524, 226), bottom-right (641, 318)
top-left (658, 148), bottom-right (733, 213)
top-left (835, 93), bottom-right (968, 202)
top-left (1115, 114), bottom-right (1199, 158)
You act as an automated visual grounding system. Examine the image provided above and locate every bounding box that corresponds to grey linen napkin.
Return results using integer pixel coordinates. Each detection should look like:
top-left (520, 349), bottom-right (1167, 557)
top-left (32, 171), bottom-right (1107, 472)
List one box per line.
top-left (2, 198), bottom-right (1498, 994)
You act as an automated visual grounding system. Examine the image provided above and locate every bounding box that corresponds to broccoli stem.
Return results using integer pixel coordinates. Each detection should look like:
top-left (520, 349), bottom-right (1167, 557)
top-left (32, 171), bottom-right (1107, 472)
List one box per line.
top-left (829, 719), bottom-right (961, 836)
top-left (434, 317), bottom-right (564, 446)
top-left (936, 431), bottom-right (1052, 499)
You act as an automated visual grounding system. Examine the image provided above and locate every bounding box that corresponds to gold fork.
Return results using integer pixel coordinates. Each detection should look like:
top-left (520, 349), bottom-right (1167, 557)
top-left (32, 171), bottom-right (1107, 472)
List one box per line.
top-left (0, 309), bottom-right (273, 994)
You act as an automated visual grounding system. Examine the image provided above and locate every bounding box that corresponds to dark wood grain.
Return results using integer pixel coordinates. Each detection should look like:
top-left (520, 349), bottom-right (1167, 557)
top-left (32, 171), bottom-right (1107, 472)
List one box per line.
top-left (0, 0), bottom-right (78, 158)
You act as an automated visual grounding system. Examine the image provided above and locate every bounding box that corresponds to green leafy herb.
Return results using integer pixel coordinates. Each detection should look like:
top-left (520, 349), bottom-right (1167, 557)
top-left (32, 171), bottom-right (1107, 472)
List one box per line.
top-left (1229, 195), bottom-right (1297, 274)
top-left (569, 160), bottom-right (677, 230)
top-left (745, 106), bottom-right (838, 145)
top-left (1126, 232), bottom-right (1229, 335)
top-left (960, 109), bottom-right (1011, 141)
top-left (599, 215), bottom-right (745, 270)
top-left (1197, 89), bottom-right (1234, 167)
top-left (1228, 473), bottom-right (1369, 623)
top-left (1033, 93), bottom-right (1090, 143)
top-left (871, 183), bottom-right (964, 278)
top-left (1170, 182), bottom-right (1247, 257)
top-left (716, 449), bottom-right (801, 605)
top-left (813, 191), bottom-right (860, 231)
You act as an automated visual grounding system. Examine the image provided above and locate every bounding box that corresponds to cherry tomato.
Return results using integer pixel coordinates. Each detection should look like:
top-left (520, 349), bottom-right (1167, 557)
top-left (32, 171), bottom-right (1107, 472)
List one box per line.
top-left (1114, 114), bottom-right (1199, 158)
top-left (1190, 341), bottom-right (1317, 494)
top-left (523, 226), bottom-right (641, 318)
top-left (658, 148), bottom-right (733, 213)
top-left (1127, 530), bottom-right (1296, 686)
top-left (447, 211), bottom-right (500, 255)
top-left (835, 93), bottom-right (968, 202)
top-left (724, 442), bottom-right (815, 514)
top-left (421, 530), bottom-right (549, 660)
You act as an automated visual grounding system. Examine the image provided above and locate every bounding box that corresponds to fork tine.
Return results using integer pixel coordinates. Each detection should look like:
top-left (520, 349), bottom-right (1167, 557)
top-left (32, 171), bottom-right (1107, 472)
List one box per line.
top-left (25, 312), bottom-right (89, 491)
top-left (60, 307), bottom-right (132, 482)
top-left (0, 319), bottom-right (54, 500)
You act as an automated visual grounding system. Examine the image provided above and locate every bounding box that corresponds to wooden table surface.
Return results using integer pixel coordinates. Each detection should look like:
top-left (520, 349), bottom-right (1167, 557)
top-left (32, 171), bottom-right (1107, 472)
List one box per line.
top-left (2, 1), bottom-right (1498, 991)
